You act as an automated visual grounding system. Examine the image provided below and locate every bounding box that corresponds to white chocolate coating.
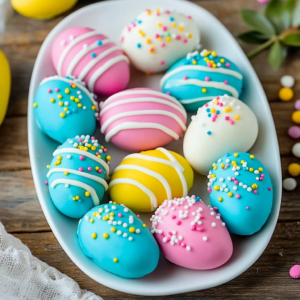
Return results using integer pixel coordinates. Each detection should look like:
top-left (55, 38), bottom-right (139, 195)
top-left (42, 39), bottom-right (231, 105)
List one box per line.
top-left (183, 96), bottom-right (258, 175)
top-left (121, 9), bottom-right (200, 73)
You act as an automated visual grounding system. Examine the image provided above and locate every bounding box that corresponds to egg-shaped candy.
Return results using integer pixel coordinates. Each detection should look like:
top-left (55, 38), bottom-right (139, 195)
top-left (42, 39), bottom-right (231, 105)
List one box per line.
top-left (0, 50), bottom-right (10, 126)
top-left (161, 49), bottom-right (243, 111)
top-left (52, 27), bottom-right (130, 96)
top-left (47, 135), bottom-right (111, 218)
top-left (99, 88), bottom-right (187, 151)
top-left (183, 95), bottom-right (258, 175)
top-left (208, 152), bottom-right (273, 235)
top-left (151, 195), bottom-right (233, 270)
top-left (121, 9), bottom-right (200, 74)
top-left (33, 76), bottom-right (97, 144)
top-left (78, 203), bottom-right (159, 278)
top-left (109, 148), bottom-right (194, 212)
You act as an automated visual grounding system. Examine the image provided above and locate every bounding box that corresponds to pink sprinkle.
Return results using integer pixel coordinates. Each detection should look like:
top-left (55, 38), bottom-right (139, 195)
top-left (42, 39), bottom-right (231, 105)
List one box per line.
top-left (212, 118), bottom-right (216, 122)
top-left (187, 15), bottom-right (192, 19)
top-left (181, 242), bottom-right (186, 247)
top-left (127, 26), bottom-right (131, 32)
top-left (205, 76), bottom-right (210, 81)
top-left (205, 103), bottom-right (209, 107)
top-left (104, 149), bottom-right (107, 153)
top-left (91, 136), bottom-right (95, 140)
top-left (78, 138), bottom-right (82, 142)
top-left (69, 82), bottom-right (73, 86)
top-left (224, 80), bottom-right (228, 84)
top-left (55, 88), bottom-right (59, 92)
top-left (44, 181), bottom-right (48, 185)
top-left (234, 180), bottom-right (239, 185)
top-left (118, 213), bottom-right (122, 217)
top-left (216, 96), bottom-right (220, 99)
top-left (48, 89), bottom-right (52, 93)
top-left (217, 213), bottom-right (221, 216)
top-left (162, 26), bottom-right (167, 31)
top-left (261, 174), bottom-right (265, 177)
top-left (177, 221), bottom-right (182, 225)
top-left (200, 215), bottom-right (205, 219)
top-left (183, 38), bottom-right (188, 43)
top-left (213, 207), bottom-right (218, 211)
top-left (121, 36), bottom-right (124, 42)
top-left (207, 63), bottom-right (212, 68)
top-left (162, 233), bottom-right (165, 237)
top-left (161, 43), bottom-right (165, 47)
top-left (79, 167), bottom-right (83, 172)
top-left (171, 215), bottom-right (176, 219)
top-left (79, 155), bottom-right (84, 160)
top-left (191, 225), bottom-right (196, 230)
top-left (191, 195), bottom-right (196, 199)
top-left (183, 75), bottom-right (188, 80)
top-left (160, 61), bottom-right (165, 65)
top-left (196, 226), bottom-right (204, 232)
top-left (137, 215), bottom-right (140, 218)
top-left (168, 232), bottom-right (172, 236)
top-left (133, 23), bottom-right (136, 27)
top-left (176, 35), bottom-right (181, 40)
top-left (87, 167), bottom-right (92, 171)
top-left (98, 169), bottom-right (103, 173)
top-left (96, 152), bottom-right (99, 156)
top-left (207, 187), bottom-right (212, 193)
top-left (165, 10), bottom-right (170, 14)
top-left (156, 12), bottom-right (160, 16)
top-left (268, 187), bottom-right (272, 191)
top-left (236, 194), bottom-right (241, 199)
top-left (230, 120), bottom-right (235, 125)
top-left (220, 103), bottom-right (223, 107)
top-left (225, 116), bottom-right (230, 121)
top-left (226, 164), bottom-right (229, 167)
top-left (232, 177), bottom-right (236, 180)
top-left (254, 190), bottom-right (258, 194)
top-left (226, 62), bottom-right (230, 67)
top-left (290, 265), bottom-right (300, 278)
top-left (166, 92), bottom-right (171, 95)
top-left (246, 206), bottom-right (249, 210)
top-left (259, 177), bottom-right (263, 181)
top-left (155, 33), bottom-right (160, 38)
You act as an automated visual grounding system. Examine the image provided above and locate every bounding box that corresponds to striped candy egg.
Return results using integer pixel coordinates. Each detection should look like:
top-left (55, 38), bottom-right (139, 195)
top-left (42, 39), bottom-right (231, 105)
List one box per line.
top-left (109, 148), bottom-right (194, 212)
top-left (99, 88), bottom-right (187, 152)
top-left (52, 27), bottom-right (130, 96)
top-left (47, 135), bottom-right (111, 218)
top-left (161, 49), bottom-right (243, 111)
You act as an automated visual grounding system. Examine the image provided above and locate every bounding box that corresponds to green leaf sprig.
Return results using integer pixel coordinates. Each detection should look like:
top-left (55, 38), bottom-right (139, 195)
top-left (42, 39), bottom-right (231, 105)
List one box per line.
top-left (238, 0), bottom-right (300, 70)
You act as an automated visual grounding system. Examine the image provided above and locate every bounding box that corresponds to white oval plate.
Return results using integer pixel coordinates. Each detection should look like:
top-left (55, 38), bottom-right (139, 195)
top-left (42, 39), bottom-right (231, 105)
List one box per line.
top-left (28, 0), bottom-right (282, 296)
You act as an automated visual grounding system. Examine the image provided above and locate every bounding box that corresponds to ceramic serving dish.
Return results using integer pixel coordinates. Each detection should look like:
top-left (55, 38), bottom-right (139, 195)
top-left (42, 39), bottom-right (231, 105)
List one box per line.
top-left (28, 0), bottom-right (282, 295)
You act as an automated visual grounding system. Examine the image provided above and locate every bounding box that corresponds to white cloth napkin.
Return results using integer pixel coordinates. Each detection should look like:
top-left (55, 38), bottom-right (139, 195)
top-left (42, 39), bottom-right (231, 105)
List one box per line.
top-left (0, 222), bottom-right (103, 300)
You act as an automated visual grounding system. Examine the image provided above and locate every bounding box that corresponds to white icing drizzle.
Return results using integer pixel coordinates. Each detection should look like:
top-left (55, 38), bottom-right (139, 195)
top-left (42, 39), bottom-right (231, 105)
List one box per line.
top-left (180, 96), bottom-right (215, 104)
top-left (47, 168), bottom-right (108, 191)
top-left (160, 65), bottom-right (243, 87)
top-left (66, 39), bottom-right (111, 76)
top-left (88, 55), bottom-right (129, 92)
top-left (100, 109), bottom-right (186, 133)
top-left (113, 164), bottom-right (172, 199)
top-left (40, 76), bottom-right (97, 107)
top-left (57, 31), bottom-right (99, 75)
top-left (51, 178), bottom-right (100, 206)
top-left (176, 79), bottom-right (239, 98)
top-left (53, 148), bottom-right (109, 178)
top-left (78, 45), bottom-right (123, 81)
top-left (100, 97), bottom-right (186, 117)
top-left (108, 178), bottom-right (157, 210)
top-left (156, 147), bottom-right (188, 196)
top-left (104, 122), bottom-right (180, 142)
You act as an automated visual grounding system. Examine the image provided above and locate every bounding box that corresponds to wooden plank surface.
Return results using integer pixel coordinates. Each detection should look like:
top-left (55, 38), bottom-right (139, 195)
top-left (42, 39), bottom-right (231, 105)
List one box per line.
top-left (0, 0), bottom-right (300, 298)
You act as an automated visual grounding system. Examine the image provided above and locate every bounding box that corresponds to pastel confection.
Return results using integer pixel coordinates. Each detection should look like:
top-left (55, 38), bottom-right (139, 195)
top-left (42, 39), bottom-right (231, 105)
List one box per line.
top-left (109, 148), bottom-right (194, 212)
top-left (183, 95), bottom-right (258, 175)
top-left (121, 9), bottom-right (200, 74)
top-left (151, 195), bottom-right (233, 270)
top-left (99, 88), bottom-right (187, 151)
top-left (52, 27), bottom-right (130, 96)
top-left (208, 152), bottom-right (273, 235)
top-left (33, 76), bottom-right (97, 144)
top-left (46, 135), bottom-right (111, 218)
top-left (160, 49), bottom-right (243, 111)
top-left (77, 203), bottom-right (159, 278)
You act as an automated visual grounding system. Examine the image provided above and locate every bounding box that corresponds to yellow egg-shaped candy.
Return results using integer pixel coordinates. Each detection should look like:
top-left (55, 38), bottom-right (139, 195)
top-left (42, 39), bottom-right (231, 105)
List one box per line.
top-left (0, 50), bottom-right (11, 125)
top-left (11, 0), bottom-right (78, 20)
top-left (109, 148), bottom-right (194, 212)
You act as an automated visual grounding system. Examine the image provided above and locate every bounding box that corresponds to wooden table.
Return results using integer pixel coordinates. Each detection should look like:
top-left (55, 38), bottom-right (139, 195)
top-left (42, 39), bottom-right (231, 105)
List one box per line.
top-left (0, 0), bottom-right (299, 298)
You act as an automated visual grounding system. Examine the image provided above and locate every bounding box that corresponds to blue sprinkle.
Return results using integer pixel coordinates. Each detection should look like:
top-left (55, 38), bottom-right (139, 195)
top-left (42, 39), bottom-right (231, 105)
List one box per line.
top-left (67, 110), bottom-right (71, 114)
top-left (170, 17), bottom-right (174, 21)
top-left (195, 196), bottom-right (201, 202)
top-left (206, 108), bottom-right (210, 112)
top-left (138, 20), bottom-right (142, 24)
top-left (79, 142), bottom-right (83, 146)
top-left (91, 52), bottom-right (96, 58)
top-left (73, 109), bottom-right (78, 113)
top-left (183, 59), bottom-right (189, 65)
top-left (208, 113), bottom-right (211, 117)
top-left (78, 199), bottom-right (82, 203)
top-left (137, 43), bottom-right (142, 48)
top-left (207, 131), bottom-right (212, 135)
top-left (196, 54), bottom-right (200, 60)
top-left (97, 40), bottom-right (102, 46)
top-left (216, 110), bottom-right (220, 114)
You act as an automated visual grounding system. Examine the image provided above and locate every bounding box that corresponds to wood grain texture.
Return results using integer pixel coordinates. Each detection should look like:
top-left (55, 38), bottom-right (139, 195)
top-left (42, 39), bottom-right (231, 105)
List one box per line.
top-left (0, 0), bottom-right (299, 298)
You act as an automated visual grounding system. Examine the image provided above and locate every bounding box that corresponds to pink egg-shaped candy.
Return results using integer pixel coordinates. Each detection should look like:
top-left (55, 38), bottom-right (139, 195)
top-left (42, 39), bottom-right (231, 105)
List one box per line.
top-left (99, 88), bottom-right (187, 151)
top-left (288, 126), bottom-right (300, 139)
top-left (51, 27), bottom-right (130, 96)
top-left (151, 195), bottom-right (233, 270)
top-left (290, 265), bottom-right (300, 278)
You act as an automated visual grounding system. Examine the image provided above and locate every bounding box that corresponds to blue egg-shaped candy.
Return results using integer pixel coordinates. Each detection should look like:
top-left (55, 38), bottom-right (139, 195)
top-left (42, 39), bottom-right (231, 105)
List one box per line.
top-left (78, 203), bottom-right (160, 278)
top-left (160, 49), bottom-right (243, 111)
top-left (33, 76), bottom-right (97, 143)
top-left (47, 135), bottom-right (111, 218)
top-left (207, 152), bottom-right (273, 235)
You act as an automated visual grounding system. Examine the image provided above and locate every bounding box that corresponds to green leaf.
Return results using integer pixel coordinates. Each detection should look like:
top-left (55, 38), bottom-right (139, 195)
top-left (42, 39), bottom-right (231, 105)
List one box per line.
top-left (241, 9), bottom-right (276, 36)
top-left (284, 0), bottom-right (296, 14)
top-left (265, 0), bottom-right (290, 33)
top-left (237, 30), bottom-right (270, 44)
top-left (293, 2), bottom-right (300, 25)
top-left (268, 40), bottom-right (287, 70)
top-left (281, 33), bottom-right (300, 46)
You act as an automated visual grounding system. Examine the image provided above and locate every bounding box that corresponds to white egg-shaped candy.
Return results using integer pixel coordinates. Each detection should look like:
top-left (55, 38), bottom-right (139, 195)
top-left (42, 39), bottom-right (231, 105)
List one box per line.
top-left (283, 178), bottom-right (297, 191)
top-left (292, 142), bottom-right (300, 158)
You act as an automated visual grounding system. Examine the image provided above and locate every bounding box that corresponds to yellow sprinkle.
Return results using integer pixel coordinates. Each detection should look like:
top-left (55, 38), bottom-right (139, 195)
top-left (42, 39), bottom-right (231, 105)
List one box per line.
top-left (142, 224), bottom-right (146, 228)
top-left (64, 107), bottom-right (68, 112)
top-left (157, 36), bottom-right (162, 41)
top-left (75, 196), bottom-right (79, 200)
top-left (171, 22), bottom-right (176, 27)
top-left (241, 160), bottom-right (245, 164)
top-left (106, 155), bottom-right (111, 161)
top-left (111, 227), bottom-right (116, 232)
top-left (252, 184), bottom-right (258, 189)
top-left (91, 232), bottom-right (97, 239)
top-left (95, 166), bottom-right (99, 171)
top-left (64, 171), bottom-right (68, 175)
top-left (72, 84), bottom-right (76, 88)
top-left (212, 51), bottom-right (217, 57)
top-left (202, 88), bottom-right (207, 93)
top-left (188, 33), bottom-right (193, 38)
top-left (214, 185), bottom-right (220, 191)
top-left (87, 144), bottom-right (91, 148)
top-left (97, 155), bottom-right (101, 158)
top-left (57, 155), bottom-right (62, 160)
top-left (78, 103), bottom-right (82, 108)
top-left (90, 218), bottom-right (94, 223)
top-left (59, 101), bottom-right (63, 106)
top-left (235, 115), bottom-right (240, 120)
top-left (192, 60), bottom-right (197, 65)
top-left (141, 33), bottom-right (146, 37)
top-left (75, 98), bottom-right (80, 103)
top-left (234, 153), bottom-right (239, 157)
top-left (166, 37), bottom-right (171, 42)
top-left (220, 58), bottom-right (225, 63)
top-left (70, 96), bottom-right (75, 101)
top-left (211, 108), bottom-right (216, 113)
top-left (213, 165), bottom-right (218, 170)
top-left (58, 94), bottom-right (62, 99)
top-left (250, 154), bottom-right (255, 159)
top-left (221, 163), bottom-right (225, 169)
top-left (103, 233), bottom-right (109, 239)
top-left (218, 197), bottom-right (223, 202)
top-left (54, 162), bottom-right (58, 166)
top-left (279, 87), bottom-right (294, 101)
top-left (110, 212), bottom-right (114, 216)
top-left (96, 212), bottom-right (100, 217)
top-left (155, 8), bottom-right (159, 12)
top-left (258, 167), bottom-right (263, 172)
top-left (210, 174), bottom-right (216, 178)
top-left (72, 197), bottom-right (76, 201)
top-left (113, 258), bottom-right (118, 263)
top-left (178, 26), bottom-right (184, 31)
top-left (157, 22), bottom-right (162, 27)
top-left (146, 38), bottom-right (151, 44)
top-left (91, 106), bottom-right (95, 111)
top-left (228, 192), bottom-right (233, 197)
top-left (93, 212), bottom-right (97, 217)
top-left (85, 191), bottom-right (90, 197)
top-left (84, 147), bottom-right (88, 151)
top-left (50, 98), bottom-right (55, 103)
top-left (249, 168), bottom-right (254, 172)
top-left (146, 10), bottom-right (151, 15)
top-left (60, 113), bottom-right (65, 118)
top-left (212, 64), bottom-right (217, 68)
top-left (129, 227), bottom-right (135, 233)
top-left (47, 165), bottom-right (50, 169)
top-left (91, 146), bottom-right (96, 151)
top-left (33, 103), bottom-right (38, 108)
top-left (65, 88), bottom-right (70, 94)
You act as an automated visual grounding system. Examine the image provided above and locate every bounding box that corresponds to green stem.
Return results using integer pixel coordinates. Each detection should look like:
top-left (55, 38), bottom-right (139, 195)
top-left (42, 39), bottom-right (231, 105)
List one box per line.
top-left (247, 37), bottom-right (277, 59)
